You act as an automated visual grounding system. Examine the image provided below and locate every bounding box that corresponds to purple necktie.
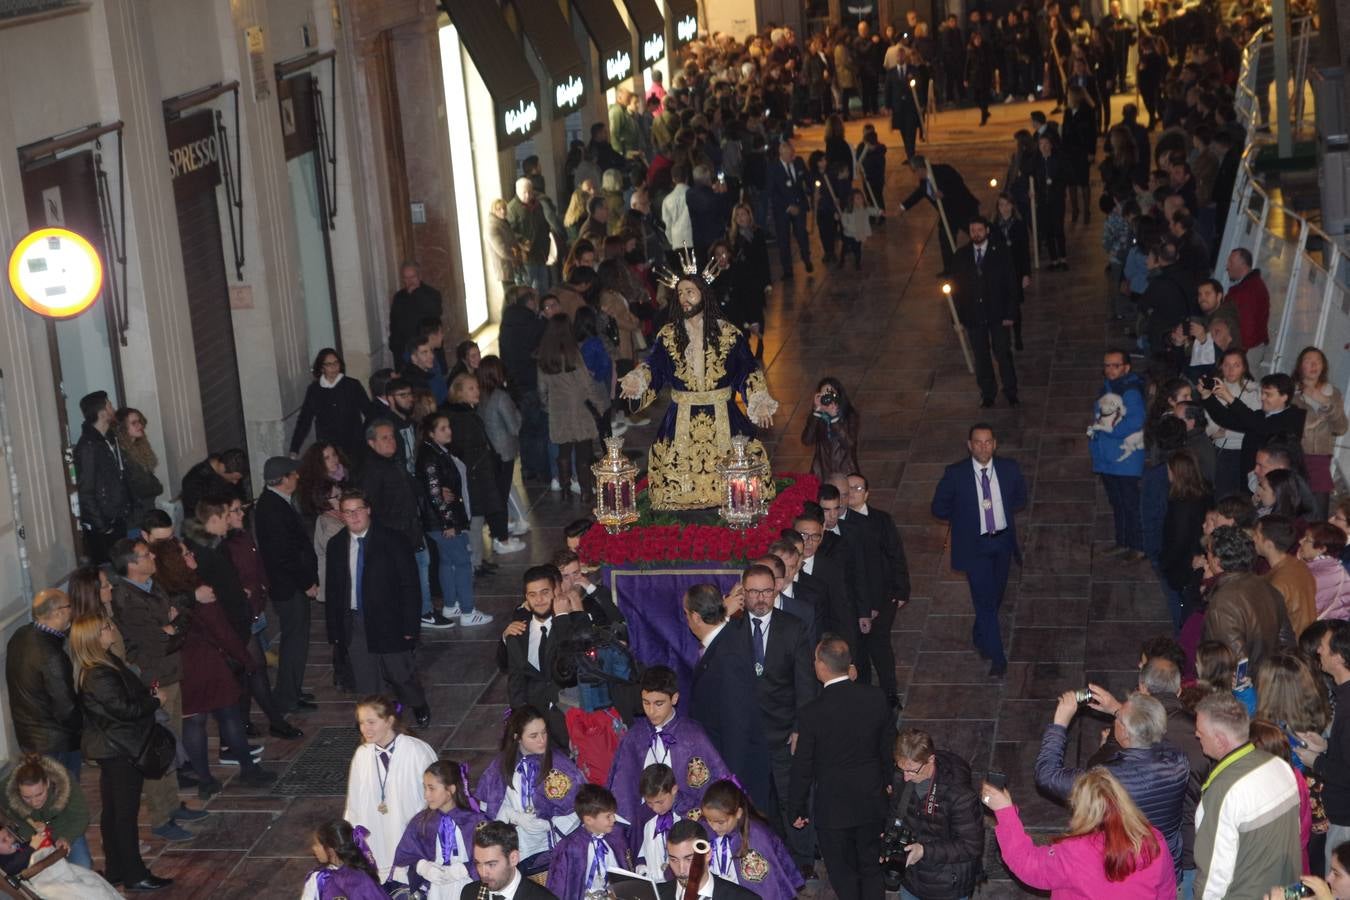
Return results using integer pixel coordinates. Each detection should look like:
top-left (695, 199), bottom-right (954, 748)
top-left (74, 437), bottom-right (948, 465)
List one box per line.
top-left (654, 812), bottom-right (675, 836)
top-left (981, 468), bottom-right (997, 533)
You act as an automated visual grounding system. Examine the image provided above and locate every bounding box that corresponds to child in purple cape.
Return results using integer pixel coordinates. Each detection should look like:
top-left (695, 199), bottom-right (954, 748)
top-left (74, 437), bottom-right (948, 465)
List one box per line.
top-left (545, 784), bottom-right (633, 900)
top-left (393, 759), bottom-right (488, 897)
top-left (699, 780), bottom-right (803, 900)
top-left (608, 666), bottom-right (729, 830)
top-left (301, 820), bottom-right (387, 900)
top-left (474, 705), bottom-right (583, 874)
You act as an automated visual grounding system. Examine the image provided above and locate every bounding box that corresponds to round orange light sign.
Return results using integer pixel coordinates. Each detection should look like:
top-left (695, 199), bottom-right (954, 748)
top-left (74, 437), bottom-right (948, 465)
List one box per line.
top-left (7, 227), bottom-right (104, 319)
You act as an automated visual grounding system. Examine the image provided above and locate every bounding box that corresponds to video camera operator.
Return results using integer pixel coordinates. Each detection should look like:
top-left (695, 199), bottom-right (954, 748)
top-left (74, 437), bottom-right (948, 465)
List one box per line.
top-left (885, 728), bottom-right (983, 900)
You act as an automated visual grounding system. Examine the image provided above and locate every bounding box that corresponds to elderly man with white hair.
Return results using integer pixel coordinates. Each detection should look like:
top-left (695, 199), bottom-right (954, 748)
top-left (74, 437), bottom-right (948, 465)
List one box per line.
top-left (507, 176), bottom-right (552, 291)
top-left (1033, 689), bottom-right (1190, 878)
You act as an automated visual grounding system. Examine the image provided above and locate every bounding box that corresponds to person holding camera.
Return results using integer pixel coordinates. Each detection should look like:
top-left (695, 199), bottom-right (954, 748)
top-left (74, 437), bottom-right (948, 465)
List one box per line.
top-left (1033, 689), bottom-right (1190, 880)
top-left (504, 565), bottom-right (588, 751)
top-left (801, 377), bottom-right (860, 480)
top-left (884, 729), bottom-right (983, 900)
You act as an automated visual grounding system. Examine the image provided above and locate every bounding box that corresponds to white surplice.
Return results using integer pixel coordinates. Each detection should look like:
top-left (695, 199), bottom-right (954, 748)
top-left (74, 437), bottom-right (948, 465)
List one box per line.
top-left (343, 734), bottom-right (439, 881)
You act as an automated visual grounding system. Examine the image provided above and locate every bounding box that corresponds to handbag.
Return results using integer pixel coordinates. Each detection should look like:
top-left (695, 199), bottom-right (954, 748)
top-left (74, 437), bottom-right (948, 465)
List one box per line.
top-left (132, 721), bottom-right (177, 779)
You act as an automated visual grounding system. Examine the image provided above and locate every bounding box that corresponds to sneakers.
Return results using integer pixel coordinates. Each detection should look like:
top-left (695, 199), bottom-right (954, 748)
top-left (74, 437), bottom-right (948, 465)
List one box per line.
top-left (611, 420), bottom-right (629, 437)
top-left (569, 480), bottom-right (582, 496)
top-left (440, 605), bottom-right (462, 620)
top-left (218, 745), bottom-right (264, 767)
top-left (420, 612), bottom-right (457, 629)
top-left (550, 478), bottom-right (562, 492)
top-left (174, 804), bottom-right (210, 822)
top-left (151, 821), bottom-right (194, 842)
top-left (492, 537), bottom-right (527, 554)
top-left (508, 520), bottom-right (531, 536)
top-left (458, 610), bottom-right (494, 626)
top-left (197, 779), bottom-right (222, 801)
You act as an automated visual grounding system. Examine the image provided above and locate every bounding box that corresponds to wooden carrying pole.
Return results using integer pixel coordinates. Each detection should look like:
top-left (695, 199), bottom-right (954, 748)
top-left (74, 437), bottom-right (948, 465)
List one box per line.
top-left (942, 284), bottom-right (975, 374)
top-left (1029, 176), bottom-right (1041, 270)
top-left (910, 78), bottom-right (926, 141)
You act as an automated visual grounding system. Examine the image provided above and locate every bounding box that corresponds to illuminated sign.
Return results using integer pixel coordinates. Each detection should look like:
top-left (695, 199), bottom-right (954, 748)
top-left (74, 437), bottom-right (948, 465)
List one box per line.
top-left (555, 74), bottom-right (584, 111)
top-left (676, 14), bottom-right (697, 43)
top-left (604, 49), bottom-right (631, 84)
top-left (642, 32), bottom-right (664, 64)
top-left (8, 228), bottom-right (104, 320)
top-left (503, 98), bottom-right (539, 137)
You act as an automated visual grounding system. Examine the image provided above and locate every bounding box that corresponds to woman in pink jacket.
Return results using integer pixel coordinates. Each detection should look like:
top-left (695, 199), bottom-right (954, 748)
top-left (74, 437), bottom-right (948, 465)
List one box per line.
top-left (1299, 523), bottom-right (1350, 621)
top-left (983, 769), bottom-right (1175, 899)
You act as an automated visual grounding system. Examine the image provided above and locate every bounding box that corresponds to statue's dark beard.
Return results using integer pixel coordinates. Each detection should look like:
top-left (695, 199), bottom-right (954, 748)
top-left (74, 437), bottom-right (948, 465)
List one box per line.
top-left (679, 300), bottom-right (704, 320)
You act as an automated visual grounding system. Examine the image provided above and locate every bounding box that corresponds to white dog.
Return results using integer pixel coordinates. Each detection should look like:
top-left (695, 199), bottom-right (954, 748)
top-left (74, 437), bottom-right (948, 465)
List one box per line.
top-left (1088, 392), bottom-right (1144, 461)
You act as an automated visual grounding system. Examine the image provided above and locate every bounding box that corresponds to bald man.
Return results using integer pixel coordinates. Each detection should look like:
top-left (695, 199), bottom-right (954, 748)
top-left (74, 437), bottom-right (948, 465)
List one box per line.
top-left (5, 588), bottom-right (81, 775)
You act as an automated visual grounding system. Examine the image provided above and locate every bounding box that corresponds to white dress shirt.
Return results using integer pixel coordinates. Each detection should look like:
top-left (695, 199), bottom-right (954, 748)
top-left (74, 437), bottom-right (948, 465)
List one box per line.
top-left (800, 555), bottom-right (816, 577)
top-left (643, 713), bottom-right (676, 769)
top-left (700, 621), bottom-right (728, 651)
top-left (970, 458), bottom-right (1008, 533)
top-left (528, 615), bottom-right (553, 672)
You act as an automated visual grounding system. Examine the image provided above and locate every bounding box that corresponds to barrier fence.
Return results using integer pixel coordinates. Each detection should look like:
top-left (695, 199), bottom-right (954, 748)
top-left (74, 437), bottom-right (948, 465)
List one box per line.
top-left (1212, 19), bottom-right (1350, 485)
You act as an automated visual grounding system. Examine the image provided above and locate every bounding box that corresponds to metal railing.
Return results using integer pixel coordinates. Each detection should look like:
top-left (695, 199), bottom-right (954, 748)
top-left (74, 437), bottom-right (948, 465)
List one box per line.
top-left (1213, 19), bottom-right (1350, 484)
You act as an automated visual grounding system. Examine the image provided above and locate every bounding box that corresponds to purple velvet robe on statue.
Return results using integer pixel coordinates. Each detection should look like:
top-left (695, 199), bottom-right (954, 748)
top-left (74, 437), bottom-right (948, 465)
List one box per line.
top-left (544, 827), bottom-right (633, 900)
top-left (303, 864), bottom-right (388, 900)
top-left (607, 715), bottom-right (730, 830)
top-left (474, 751), bottom-right (584, 822)
top-left (393, 806), bottom-right (487, 891)
top-left (708, 819), bottom-right (803, 900)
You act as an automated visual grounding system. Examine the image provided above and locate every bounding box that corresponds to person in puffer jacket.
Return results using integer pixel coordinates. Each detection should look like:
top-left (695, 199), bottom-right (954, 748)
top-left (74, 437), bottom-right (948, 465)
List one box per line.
top-left (887, 729), bottom-right (984, 900)
top-left (1089, 349), bottom-right (1148, 561)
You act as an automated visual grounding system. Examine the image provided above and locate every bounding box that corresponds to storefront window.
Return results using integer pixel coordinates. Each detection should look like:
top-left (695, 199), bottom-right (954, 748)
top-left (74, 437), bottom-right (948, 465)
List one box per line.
top-left (287, 152), bottom-right (337, 359)
top-left (439, 23), bottom-right (491, 333)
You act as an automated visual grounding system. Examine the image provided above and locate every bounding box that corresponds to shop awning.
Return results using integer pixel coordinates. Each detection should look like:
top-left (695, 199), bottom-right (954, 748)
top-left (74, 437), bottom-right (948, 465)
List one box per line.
top-left (665, 0), bottom-right (698, 51)
top-left (515, 0), bottom-right (588, 115)
top-left (619, 0), bottom-right (665, 67)
top-left (571, 0), bottom-right (634, 89)
top-left (442, 0), bottom-right (541, 147)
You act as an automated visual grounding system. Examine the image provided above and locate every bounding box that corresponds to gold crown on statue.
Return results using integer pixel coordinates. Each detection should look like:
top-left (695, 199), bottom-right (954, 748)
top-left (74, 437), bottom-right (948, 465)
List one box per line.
top-left (655, 247), bottom-right (723, 289)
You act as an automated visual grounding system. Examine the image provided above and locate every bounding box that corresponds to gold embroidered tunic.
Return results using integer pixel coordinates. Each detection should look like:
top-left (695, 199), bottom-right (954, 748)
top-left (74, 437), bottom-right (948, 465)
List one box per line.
top-left (621, 318), bottom-right (778, 510)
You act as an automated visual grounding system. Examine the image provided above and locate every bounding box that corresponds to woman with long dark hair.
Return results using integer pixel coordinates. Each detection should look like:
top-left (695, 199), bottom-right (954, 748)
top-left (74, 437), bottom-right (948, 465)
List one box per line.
top-left (290, 348), bottom-right (369, 459)
top-left (416, 412), bottom-right (487, 626)
top-left (1061, 85), bottom-right (1097, 226)
top-left (115, 408), bottom-right (162, 520)
top-left (537, 314), bottom-right (602, 506)
top-left (801, 376), bottom-right (861, 479)
top-left (445, 373), bottom-right (522, 571)
top-left (1159, 450), bottom-right (1211, 630)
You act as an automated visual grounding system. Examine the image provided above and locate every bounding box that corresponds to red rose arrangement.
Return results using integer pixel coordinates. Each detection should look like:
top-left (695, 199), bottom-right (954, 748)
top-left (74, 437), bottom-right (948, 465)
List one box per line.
top-left (577, 473), bottom-right (820, 567)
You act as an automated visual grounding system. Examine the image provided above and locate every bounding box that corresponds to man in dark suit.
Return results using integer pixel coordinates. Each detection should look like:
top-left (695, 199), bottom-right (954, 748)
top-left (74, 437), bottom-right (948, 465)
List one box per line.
top-left (951, 215), bottom-right (1019, 408)
top-left (884, 46), bottom-right (923, 159)
top-left (789, 635), bottom-right (895, 900)
top-left (755, 551), bottom-right (816, 638)
top-left (463, 820), bottom-right (560, 900)
top-left (659, 819), bottom-right (761, 900)
top-left (324, 488), bottom-right (430, 726)
top-left (504, 565), bottom-right (587, 749)
top-left (766, 140), bottom-right (814, 279)
top-left (794, 507), bottom-right (861, 662)
top-left (898, 155), bottom-right (980, 276)
top-left (930, 423), bottom-right (1028, 677)
top-left (683, 583), bottom-right (771, 814)
top-left (254, 457), bottom-right (319, 715)
top-left (843, 473), bottom-right (911, 708)
top-left (742, 563), bottom-right (818, 874)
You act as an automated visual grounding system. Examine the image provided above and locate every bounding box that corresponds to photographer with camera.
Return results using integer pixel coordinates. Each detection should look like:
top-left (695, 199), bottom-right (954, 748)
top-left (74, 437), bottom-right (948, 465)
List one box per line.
top-left (884, 728), bottom-right (983, 900)
top-left (1033, 689), bottom-right (1189, 879)
top-left (800, 377), bottom-right (860, 481)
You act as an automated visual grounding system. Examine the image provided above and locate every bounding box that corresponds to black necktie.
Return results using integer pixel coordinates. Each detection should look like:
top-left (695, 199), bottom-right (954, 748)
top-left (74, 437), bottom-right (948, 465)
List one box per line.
top-left (492, 894), bottom-right (505, 900)
top-left (537, 624), bottom-right (549, 668)
top-left (975, 246), bottom-right (984, 271)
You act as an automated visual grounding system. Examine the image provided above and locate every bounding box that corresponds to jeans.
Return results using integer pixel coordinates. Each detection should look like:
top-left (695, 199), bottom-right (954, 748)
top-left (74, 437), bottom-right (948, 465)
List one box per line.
top-left (426, 530), bottom-right (474, 613)
top-left (415, 546), bottom-right (431, 616)
top-left (52, 749), bottom-right (81, 780)
top-left (1100, 473), bottom-right (1143, 551)
top-left (1179, 866), bottom-right (1196, 900)
top-left (518, 388), bottom-right (550, 479)
top-left (524, 263), bottom-right (550, 293)
top-left (182, 705), bottom-right (253, 781)
top-left (66, 834), bottom-right (92, 869)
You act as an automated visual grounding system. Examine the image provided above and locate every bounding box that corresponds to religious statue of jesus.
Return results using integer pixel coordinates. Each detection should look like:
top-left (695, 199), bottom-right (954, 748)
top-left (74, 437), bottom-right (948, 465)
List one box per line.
top-left (619, 268), bottom-right (777, 510)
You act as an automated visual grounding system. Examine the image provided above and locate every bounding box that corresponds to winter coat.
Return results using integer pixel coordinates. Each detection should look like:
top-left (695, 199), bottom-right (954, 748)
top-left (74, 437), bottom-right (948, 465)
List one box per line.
top-left (1161, 495), bottom-right (1208, 591)
top-left (1309, 554), bottom-right (1350, 621)
top-left (223, 528), bottom-right (270, 618)
top-left (538, 365), bottom-right (602, 445)
top-left (4, 625), bottom-right (81, 755)
top-left (1293, 383), bottom-right (1349, 457)
top-left (121, 450), bottom-right (163, 520)
top-left (445, 402), bottom-right (506, 519)
top-left (0, 755), bottom-right (89, 844)
top-left (356, 449), bottom-right (426, 551)
top-left (479, 387), bottom-right (522, 462)
top-left (890, 750), bottom-right (984, 900)
top-left (183, 519), bottom-right (252, 643)
top-left (1090, 371), bottom-right (1147, 477)
top-left (415, 440), bottom-right (470, 533)
top-left (77, 655), bottom-right (160, 762)
top-left (178, 595), bottom-right (252, 716)
top-left (74, 423), bottom-right (130, 531)
top-left (499, 304), bottom-right (546, 394)
top-left (1202, 571), bottom-right (1291, 672)
top-left (110, 577), bottom-right (183, 688)
top-left (1227, 269), bottom-right (1271, 349)
top-left (1139, 462), bottom-right (1168, 565)
top-left (486, 213), bottom-right (521, 284)
top-left (801, 412), bottom-right (860, 481)
top-left (289, 375), bottom-right (370, 458)
top-left (994, 806), bottom-right (1175, 899)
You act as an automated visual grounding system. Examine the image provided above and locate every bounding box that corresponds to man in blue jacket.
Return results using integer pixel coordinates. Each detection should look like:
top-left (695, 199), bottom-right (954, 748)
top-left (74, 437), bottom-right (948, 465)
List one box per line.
top-left (1089, 349), bottom-right (1147, 562)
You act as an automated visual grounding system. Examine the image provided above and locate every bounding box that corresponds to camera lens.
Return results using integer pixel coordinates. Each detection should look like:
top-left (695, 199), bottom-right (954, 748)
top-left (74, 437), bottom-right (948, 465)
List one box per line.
top-left (1075, 688), bottom-right (1093, 703)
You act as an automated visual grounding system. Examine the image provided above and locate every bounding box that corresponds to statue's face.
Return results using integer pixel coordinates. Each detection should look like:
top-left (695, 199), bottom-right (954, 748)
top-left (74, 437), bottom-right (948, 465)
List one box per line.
top-left (677, 279), bottom-right (703, 318)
